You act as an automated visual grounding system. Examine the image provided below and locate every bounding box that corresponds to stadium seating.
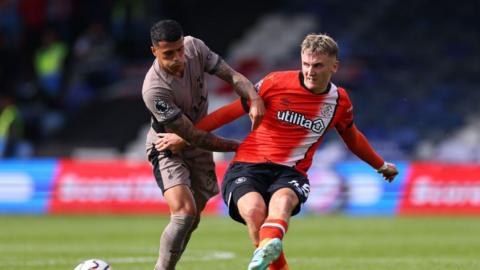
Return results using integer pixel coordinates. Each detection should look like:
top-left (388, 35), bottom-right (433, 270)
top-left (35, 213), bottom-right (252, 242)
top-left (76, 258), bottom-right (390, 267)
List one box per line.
top-left (1, 0), bottom-right (479, 162)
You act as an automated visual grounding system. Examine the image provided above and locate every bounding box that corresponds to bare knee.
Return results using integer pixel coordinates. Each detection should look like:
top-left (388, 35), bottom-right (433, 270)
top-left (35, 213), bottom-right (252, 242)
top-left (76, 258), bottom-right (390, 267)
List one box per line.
top-left (268, 188), bottom-right (299, 219)
top-left (238, 193), bottom-right (267, 227)
top-left (242, 206), bottom-right (266, 225)
top-left (172, 201), bottom-right (197, 216)
top-left (164, 185), bottom-right (198, 216)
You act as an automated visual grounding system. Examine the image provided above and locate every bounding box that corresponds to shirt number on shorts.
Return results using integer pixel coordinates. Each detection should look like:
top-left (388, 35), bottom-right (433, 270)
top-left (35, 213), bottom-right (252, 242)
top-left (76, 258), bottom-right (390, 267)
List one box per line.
top-left (288, 180), bottom-right (310, 198)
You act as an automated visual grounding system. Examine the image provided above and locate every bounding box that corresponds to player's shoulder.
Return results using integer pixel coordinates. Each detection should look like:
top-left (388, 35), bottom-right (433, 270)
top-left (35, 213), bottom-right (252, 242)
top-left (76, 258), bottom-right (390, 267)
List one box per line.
top-left (261, 70), bottom-right (299, 88)
top-left (333, 84), bottom-right (353, 106)
top-left (335, 85), bottom-right (350, 98)
top-left (142, 62), bottom-right (172, 97)
top-left (265, 70), bottom-right (298, 80)
top-left (183, 35), bottom-right (207, 54)
top-left (183, 35), bottom-right (197, 47)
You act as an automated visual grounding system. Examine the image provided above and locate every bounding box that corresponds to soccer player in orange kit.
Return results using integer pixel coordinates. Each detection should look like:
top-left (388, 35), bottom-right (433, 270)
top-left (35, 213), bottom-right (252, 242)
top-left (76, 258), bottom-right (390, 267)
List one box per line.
top-left (156, 33), bottom-right (398, 270)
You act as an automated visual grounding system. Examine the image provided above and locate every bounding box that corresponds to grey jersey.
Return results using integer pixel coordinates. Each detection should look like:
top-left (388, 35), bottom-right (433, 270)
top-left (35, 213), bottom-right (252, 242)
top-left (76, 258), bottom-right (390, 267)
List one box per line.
top-left (142, 36), bottom-right (221, 155)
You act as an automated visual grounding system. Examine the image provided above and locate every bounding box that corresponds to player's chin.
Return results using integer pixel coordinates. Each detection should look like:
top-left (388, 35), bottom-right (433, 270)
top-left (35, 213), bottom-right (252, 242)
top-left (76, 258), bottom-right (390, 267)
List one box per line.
top-left (169, 62), bottom-right (184, 72)
top-left (305, 81), bottom-right (318, 90)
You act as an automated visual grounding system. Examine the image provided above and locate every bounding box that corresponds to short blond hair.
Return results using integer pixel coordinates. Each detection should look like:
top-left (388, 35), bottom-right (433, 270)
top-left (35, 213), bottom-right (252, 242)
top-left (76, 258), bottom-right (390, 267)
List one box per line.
top-left (301, 34), bottom-right (338, 57)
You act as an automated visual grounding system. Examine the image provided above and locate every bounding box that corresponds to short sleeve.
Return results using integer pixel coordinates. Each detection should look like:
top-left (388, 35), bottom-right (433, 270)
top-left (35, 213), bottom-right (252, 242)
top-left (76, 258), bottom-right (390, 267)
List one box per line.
top-left (191, 37), bottom-right (221, 74)
top-left (143, 88), bottom-right (182, 125)
top-left (335, 89), bottom-right (354, 133)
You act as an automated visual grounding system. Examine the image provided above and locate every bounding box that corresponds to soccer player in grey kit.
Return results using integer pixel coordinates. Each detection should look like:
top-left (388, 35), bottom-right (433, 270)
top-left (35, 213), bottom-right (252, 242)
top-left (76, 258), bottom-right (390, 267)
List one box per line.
top-left (142, 20), bottom-right (265, 270)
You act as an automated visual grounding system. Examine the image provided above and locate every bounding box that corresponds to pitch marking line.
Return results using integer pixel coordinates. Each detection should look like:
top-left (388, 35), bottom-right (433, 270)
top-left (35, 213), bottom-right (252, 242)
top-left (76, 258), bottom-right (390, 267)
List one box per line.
top-left (1, 250), bottom-right (236, 267)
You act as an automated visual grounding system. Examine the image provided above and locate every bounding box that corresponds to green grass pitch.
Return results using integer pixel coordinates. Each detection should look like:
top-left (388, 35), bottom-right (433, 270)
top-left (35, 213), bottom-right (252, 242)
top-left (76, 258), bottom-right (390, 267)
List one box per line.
top-left (1, 215), bottom-right (479, 269)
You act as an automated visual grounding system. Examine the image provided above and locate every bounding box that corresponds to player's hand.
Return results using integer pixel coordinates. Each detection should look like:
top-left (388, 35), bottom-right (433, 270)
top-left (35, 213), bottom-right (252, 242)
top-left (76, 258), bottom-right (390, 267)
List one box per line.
top-left (377, 162), bottom-right (399, 183)
top-left (155, 133), bottom-right (188, 154)
top-left (249, 97), bottom-right (265, 130)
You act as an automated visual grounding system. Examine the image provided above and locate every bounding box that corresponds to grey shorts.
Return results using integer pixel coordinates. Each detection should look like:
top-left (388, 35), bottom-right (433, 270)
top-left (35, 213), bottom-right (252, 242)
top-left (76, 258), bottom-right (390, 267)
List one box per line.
top-left (148, 148), bottom-right (219, 204)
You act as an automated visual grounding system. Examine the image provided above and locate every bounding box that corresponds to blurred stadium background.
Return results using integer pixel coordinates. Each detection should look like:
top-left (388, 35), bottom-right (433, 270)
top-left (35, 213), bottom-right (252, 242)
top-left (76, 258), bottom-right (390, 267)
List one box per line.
top-left (1, 0), bottom-right (480, 269)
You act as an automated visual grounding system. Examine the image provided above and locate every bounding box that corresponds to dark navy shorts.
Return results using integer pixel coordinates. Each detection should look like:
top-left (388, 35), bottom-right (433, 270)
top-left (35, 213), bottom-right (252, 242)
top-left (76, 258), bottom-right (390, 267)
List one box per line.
top-left (222, 162), bottom-right (310, 224)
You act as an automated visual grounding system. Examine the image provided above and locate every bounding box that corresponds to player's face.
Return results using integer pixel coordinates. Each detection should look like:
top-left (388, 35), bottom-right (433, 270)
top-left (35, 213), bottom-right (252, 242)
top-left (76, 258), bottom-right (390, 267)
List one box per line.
top-left (151, 37), bottom-right (185, 77)
top-left (301, 51), bottom-right (338, 93)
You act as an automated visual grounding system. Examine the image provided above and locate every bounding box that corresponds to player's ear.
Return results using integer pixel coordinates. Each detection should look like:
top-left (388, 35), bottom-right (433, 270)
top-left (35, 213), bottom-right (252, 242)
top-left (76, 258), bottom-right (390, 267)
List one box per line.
top-left (332, 59), bottom-right (339, 73)
top-left (151, 45), bottom-right (157, 57)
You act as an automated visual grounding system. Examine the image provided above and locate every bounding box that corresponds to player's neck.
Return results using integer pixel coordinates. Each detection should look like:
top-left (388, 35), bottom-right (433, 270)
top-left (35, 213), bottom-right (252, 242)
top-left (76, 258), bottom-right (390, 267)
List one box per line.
top-left (308, 82), bottom-right (331, 94)
top-left (299, 72), bottom-right (331, 94)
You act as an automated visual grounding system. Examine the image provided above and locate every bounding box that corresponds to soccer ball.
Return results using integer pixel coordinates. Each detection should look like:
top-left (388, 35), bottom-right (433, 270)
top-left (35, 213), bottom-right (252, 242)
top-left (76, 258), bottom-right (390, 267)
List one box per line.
top-left (74, 259), bottom-right (111, 270)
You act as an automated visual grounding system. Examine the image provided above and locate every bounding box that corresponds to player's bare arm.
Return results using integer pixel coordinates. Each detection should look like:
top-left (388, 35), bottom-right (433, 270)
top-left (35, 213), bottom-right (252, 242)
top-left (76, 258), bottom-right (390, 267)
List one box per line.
top-left (214, 59), bottom-right (265, 130)
top-left (163, 114), bottom-right (239, 152)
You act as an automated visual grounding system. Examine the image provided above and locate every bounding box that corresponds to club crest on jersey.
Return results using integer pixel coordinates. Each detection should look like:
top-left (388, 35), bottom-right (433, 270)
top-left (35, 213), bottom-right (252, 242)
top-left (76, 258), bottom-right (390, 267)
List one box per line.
top-left (277, 110), bottom-right (325, 133)
top-left (320, 104), bottom-right (335, 118)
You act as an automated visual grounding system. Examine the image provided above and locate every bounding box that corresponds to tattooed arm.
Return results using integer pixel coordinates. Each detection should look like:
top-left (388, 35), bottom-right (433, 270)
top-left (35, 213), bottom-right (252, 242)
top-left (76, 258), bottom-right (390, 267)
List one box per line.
top-left (214, 59), bottom-right (265, 130)
top-left (161, 114), bottom-right (239, 152)
top-left (214, 59), bottom-right (257, 99)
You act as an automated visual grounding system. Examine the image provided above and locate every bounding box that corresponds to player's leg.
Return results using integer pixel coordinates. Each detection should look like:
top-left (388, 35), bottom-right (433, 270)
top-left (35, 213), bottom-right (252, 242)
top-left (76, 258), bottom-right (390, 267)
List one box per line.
top-left (263, 188), bottom-right (299, 270)
top-left (149, 151), bottom-right (197, 270)
top-left (267, 188), bottom-right (299, 222)
top-left (175, 190), bottom-right (208, 260)
top-left (256, 166), bottom-right (310, 270)
top-left (179, 152), bottom-right (219, 253)
top-left (156, 185), bottom-right (197, 270)
top-left (248, 188), bottom-right (297, 270)
top-left (237, 191), bottom-right (267, 245)
top-left (221, 162), bottom-right (270, 246)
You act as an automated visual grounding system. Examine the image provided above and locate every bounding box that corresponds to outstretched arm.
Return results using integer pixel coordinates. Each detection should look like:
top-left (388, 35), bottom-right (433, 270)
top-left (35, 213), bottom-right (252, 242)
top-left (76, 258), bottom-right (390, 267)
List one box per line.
top-left (196, 99), bottom-right (247, 131)
top-left (155, 99), bottom-right (247, 153)
top-left (163, 114), bottom-right (240, 152)
top-left (214, 59), bottom-right (265, 130)
top-left (339, 124), bottom-right (398, 182)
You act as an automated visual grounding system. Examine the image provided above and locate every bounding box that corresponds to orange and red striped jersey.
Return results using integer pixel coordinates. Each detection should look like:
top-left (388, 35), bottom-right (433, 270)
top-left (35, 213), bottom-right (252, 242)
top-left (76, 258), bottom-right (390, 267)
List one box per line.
top-left (232, 71), bottom-right (354, 175)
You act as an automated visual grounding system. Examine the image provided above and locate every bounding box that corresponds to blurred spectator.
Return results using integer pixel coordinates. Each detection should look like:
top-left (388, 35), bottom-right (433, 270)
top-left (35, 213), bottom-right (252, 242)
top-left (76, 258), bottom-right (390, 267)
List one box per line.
top-left (34, 28), bottom-right (68, 103)
top-left (66, 22), bottom-right (118, 109)
top-left (0, 95), bottom-right (32, 158)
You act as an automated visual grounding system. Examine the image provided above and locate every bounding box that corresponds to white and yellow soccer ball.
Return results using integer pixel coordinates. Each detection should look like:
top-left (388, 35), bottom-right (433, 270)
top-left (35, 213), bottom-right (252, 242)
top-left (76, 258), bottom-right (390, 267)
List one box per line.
top-left (74, 259), bottom-right (111, 270)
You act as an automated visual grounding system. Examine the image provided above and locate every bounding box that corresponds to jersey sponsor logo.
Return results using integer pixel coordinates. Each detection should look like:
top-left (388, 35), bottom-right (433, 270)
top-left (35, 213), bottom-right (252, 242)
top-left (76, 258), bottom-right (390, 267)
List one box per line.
top-left (277, 110), bottom-right (325, 133)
